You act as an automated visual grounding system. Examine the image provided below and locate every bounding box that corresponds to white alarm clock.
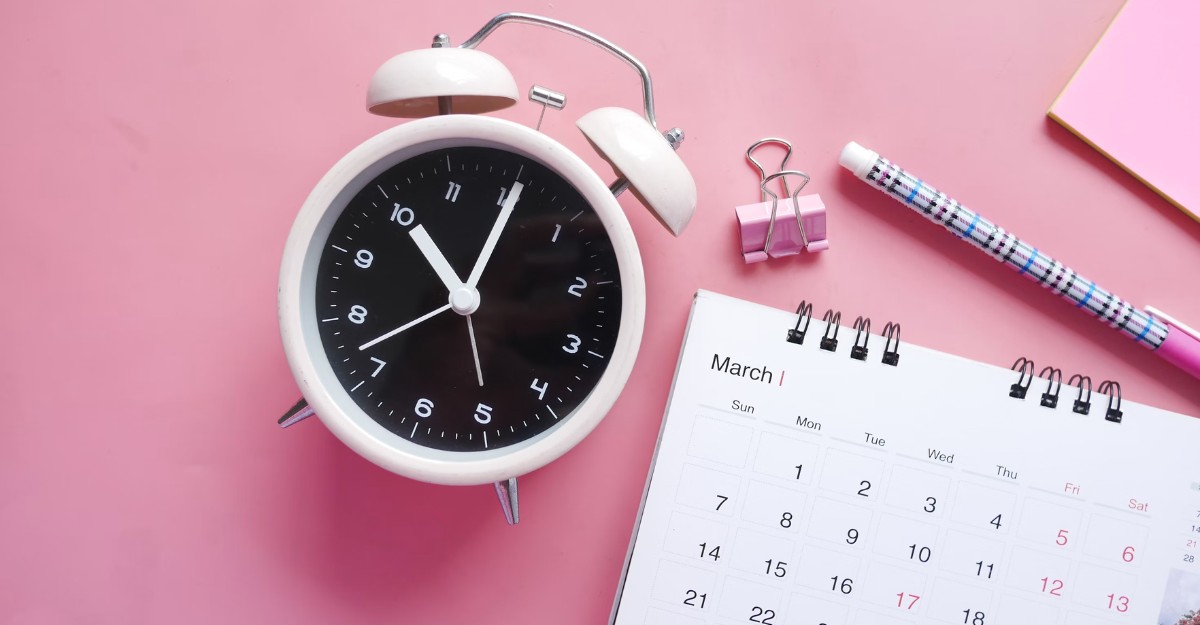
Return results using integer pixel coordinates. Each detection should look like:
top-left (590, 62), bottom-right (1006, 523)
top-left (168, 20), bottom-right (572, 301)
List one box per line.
top-left (276, 13), bottom-right (696, 523)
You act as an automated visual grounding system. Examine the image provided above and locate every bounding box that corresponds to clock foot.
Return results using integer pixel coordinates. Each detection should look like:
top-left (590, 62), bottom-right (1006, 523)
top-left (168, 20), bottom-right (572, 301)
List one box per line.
top-left (493, 477), bottom-right (519, 525)
top-left (278, 397), bottom-right (315, 428)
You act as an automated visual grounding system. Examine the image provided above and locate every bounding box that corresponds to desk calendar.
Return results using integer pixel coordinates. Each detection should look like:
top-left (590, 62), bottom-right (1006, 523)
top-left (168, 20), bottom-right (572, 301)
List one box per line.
top-left (610, 291), bottom-right (1200, 625)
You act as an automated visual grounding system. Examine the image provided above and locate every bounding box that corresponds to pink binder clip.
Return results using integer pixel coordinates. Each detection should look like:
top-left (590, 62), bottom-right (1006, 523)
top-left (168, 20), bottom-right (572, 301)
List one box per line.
top-left (736, 138), bottom-right (828, 263)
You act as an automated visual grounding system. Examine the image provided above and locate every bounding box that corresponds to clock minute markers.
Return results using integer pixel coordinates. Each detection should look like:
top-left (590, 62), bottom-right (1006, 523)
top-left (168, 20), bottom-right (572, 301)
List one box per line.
top-left (315, 146), bottom-right (619, 453)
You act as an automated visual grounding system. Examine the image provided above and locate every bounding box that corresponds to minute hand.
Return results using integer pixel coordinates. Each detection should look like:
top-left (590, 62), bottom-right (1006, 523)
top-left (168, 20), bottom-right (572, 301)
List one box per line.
top-left (465, 181), bottom-right (523, 289)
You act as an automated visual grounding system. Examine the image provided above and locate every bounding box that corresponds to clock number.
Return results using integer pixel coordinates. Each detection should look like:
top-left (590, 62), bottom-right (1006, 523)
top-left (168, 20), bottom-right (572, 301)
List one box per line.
top-left (496, 187), bottom-right (507, 206)
top-left (563, 334), bottom-right (582, 354)
top-left (369, 357), bottom-right (386, 377)
top-left (414, 398), bottom-right (434, 418)
top-left (354, 249), bottom-right (374, 269)
top-left (474, 403), bottom-right (493, 425)
top-left (445, 181), bottom-right (461, 202)
top-left (567, 277), bottom-right (587, 297)
top-left (551, 224), bottom-right (561, 242)
top-left (530, 378), bottom-right (548, 400)
top-left (390, 203), bottom-right (415, 226)
top-left (348, 305), bottom-right (368, 324)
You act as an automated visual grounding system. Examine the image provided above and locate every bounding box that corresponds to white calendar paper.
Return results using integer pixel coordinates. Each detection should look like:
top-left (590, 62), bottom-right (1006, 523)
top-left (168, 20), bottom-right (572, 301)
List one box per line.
top-left (611, 291), bottom-right (1200, 625)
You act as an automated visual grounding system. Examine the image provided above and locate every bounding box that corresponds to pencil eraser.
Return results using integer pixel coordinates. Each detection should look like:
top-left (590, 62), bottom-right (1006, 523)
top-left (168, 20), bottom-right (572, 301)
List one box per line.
top-left (839, 142), bottom-right (878, 179)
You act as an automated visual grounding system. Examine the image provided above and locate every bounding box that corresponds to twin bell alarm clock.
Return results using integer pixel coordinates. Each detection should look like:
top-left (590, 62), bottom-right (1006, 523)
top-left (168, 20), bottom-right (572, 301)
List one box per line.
top-left (275, 13), bottom-right (697, 523)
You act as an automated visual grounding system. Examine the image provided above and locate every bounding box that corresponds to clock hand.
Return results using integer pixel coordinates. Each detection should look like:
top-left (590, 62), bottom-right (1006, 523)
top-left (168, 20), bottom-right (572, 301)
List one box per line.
top-left (466, 314), bottom-right (484, 386)
top-left (465, 181), bottom-right (523, 288)
top-left (409, 224), bottom-right (465, 292)
top-left (358, 303), bottom-right (452, 351)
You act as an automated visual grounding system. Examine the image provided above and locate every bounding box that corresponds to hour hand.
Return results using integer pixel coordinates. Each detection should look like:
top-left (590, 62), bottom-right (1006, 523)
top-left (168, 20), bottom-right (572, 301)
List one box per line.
top-left (409, 224), bottom-right (464, 293)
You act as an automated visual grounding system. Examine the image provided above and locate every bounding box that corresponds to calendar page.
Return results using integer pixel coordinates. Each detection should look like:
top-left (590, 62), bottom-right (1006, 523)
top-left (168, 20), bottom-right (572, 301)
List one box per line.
top-left (611, 291), bottom-right (1200, 625)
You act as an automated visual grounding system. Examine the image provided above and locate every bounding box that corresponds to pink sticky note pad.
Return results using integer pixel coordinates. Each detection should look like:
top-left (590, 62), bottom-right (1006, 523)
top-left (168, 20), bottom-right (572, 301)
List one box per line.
top-left (1049, 0), bottom-right (1200, 221)
top-left (735, 195), bottom-right (828, 263)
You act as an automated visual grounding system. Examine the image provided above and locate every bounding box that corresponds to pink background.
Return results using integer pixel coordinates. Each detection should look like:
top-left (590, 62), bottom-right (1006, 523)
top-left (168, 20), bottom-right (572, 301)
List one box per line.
top-left (2, 0), bottom-right (1198, 623)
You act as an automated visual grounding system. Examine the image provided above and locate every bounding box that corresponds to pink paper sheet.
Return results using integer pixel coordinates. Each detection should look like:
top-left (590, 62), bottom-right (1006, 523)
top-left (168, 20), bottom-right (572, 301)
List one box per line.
top-left (1050, 0), bottom-right (1200, 221)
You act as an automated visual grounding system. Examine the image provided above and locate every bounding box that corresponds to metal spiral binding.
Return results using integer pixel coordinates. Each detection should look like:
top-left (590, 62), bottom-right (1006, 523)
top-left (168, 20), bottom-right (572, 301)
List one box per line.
top-left (1068, 374), bottom-right (1092, 415)
top-left (1039, 366), bottom-right (1062, 408)
top-left (784, 302), bottom-right (902, 367)
top-left (1009, 357), bottom-right (1035, 399)
top-left (1007, 361), bottom-right (1122, 424)
top-left (819, 310), bottom-right (841, 352)
top-left (881, 322), bottom-right (901, 366)
top-left (1098, 380), bottom-right (1123, 423)
top-left (788, 301), bottom-right (813, 345)
top-left (850, 317), bottom-right (871, 361)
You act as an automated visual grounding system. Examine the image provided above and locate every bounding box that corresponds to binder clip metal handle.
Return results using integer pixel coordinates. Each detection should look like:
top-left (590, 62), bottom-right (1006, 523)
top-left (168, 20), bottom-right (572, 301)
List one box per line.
top-left (736, 138), bottom-right (828, 263)
top-left (747, 137), bottom-right (794, 202)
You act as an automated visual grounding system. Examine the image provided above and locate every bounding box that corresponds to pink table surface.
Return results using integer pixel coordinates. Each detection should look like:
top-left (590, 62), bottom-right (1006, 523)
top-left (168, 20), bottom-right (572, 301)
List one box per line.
top-left (2, 1), bottom-right (1198, 623)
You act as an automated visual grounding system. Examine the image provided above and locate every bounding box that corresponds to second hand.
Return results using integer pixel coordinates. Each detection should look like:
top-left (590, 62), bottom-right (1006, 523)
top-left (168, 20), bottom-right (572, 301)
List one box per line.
top-left (466, 314), bottom-right (484, 386)
top-left (358, 303), bottom-right (452, 351)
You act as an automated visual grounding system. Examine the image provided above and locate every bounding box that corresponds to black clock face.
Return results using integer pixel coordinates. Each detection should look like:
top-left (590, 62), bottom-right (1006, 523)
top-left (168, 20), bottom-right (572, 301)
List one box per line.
top-left (314, 145), bottom-right (622, 452)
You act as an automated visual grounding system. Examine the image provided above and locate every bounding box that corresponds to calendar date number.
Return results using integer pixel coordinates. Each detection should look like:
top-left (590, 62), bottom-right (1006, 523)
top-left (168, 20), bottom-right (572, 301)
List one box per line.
top-left (749, 607), bottom-right (776, 624)
top-left (1040, 577), bottom-right (1065, 597)
top-left (1106, 594), bottom-right (1130, 613)
top-left (963, 610), bottom-right (986, 624)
